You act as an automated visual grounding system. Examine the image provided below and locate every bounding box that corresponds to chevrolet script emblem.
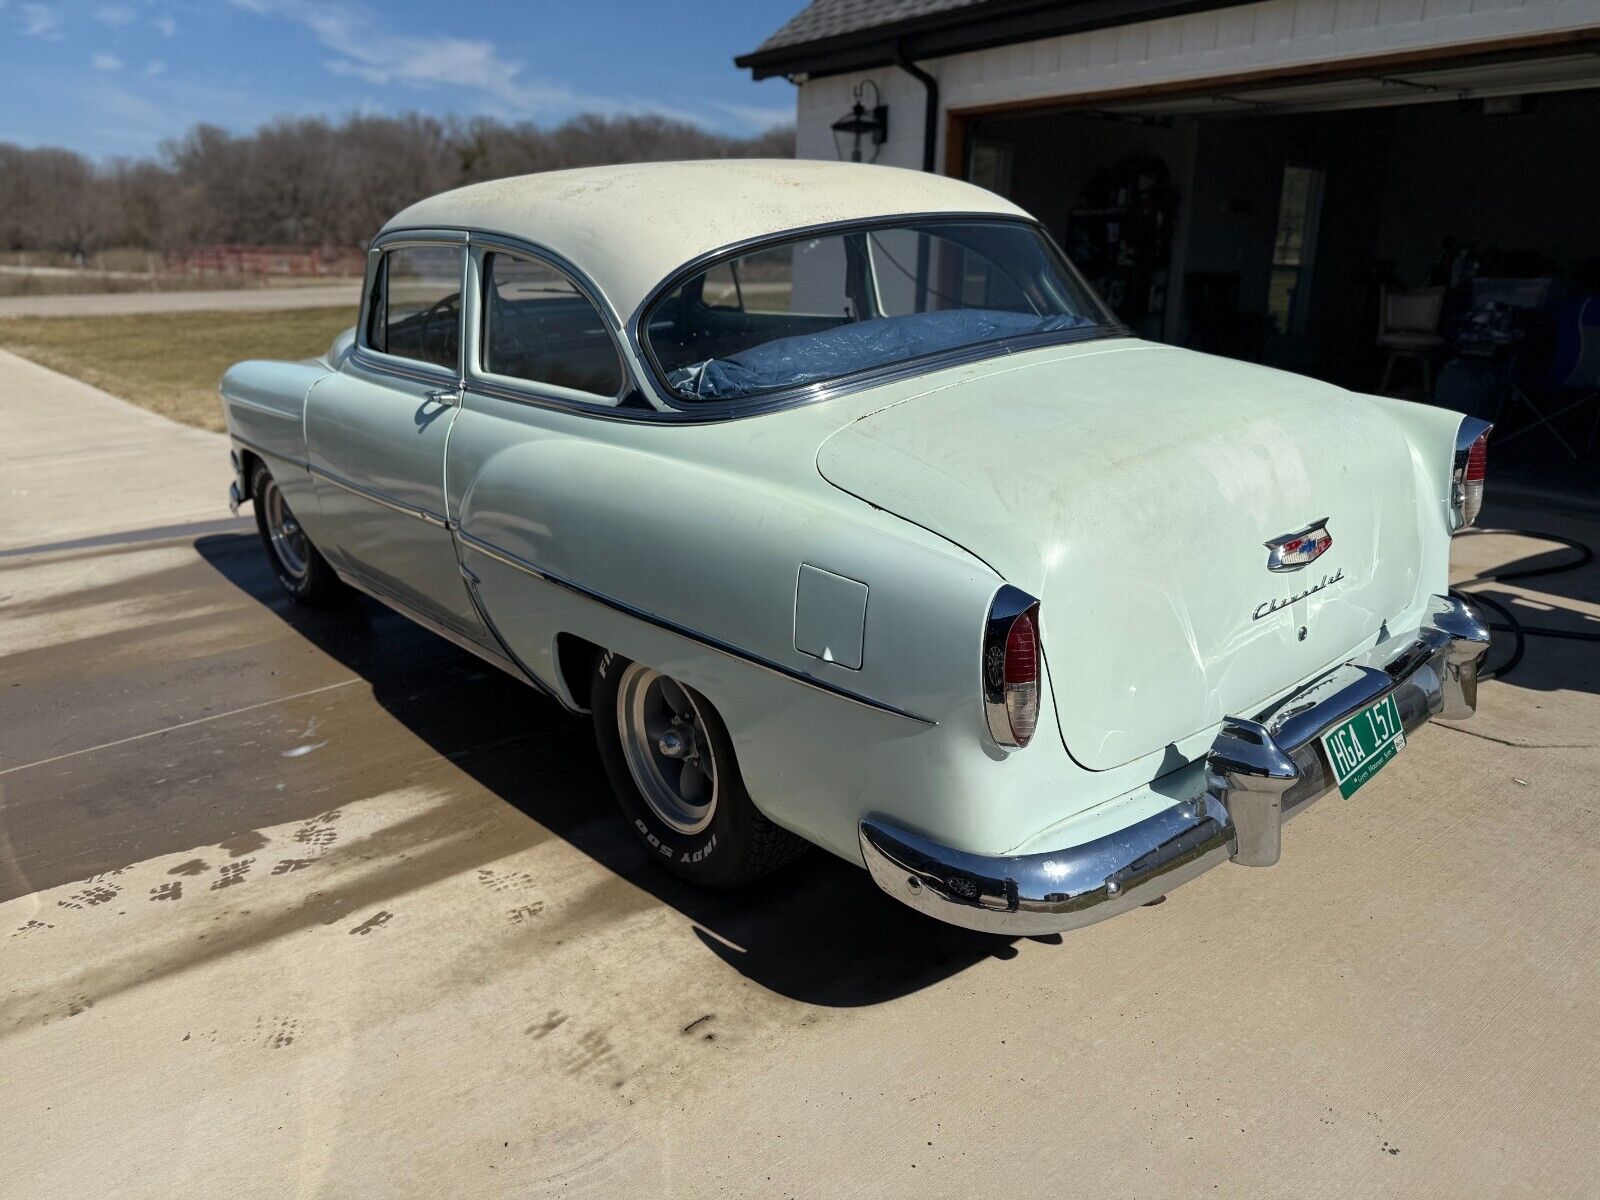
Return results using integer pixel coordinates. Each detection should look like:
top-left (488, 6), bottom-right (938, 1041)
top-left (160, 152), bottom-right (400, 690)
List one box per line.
top-left (1265, 519), bottom-right (1332, 572)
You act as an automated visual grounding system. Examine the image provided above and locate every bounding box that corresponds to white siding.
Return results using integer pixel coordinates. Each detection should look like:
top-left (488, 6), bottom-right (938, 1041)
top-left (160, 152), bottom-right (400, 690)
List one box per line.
top-left (792, 0), bottom-right (1600, 170)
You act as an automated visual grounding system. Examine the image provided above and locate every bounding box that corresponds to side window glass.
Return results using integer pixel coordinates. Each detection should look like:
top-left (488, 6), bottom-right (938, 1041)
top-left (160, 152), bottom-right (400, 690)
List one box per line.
top-left (482, 252), bottom-right (623, 398)
top-left (367, 245), bottom-right (462, 370)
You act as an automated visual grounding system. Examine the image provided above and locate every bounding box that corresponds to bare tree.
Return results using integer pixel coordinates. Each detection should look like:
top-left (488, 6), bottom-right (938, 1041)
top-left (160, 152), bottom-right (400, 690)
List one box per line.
top-left (1, 111), bottom-right (795, 254)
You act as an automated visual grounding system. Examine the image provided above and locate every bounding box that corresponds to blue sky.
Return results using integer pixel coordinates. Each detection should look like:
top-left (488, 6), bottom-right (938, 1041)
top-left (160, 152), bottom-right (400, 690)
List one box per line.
top-left (0, 0), bottom-right (803, 159)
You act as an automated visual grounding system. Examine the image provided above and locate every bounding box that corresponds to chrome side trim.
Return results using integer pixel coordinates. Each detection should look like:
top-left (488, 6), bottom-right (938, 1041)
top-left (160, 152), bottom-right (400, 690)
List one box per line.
top-left (310, 463), bottom-right (452, 529)
top-left (332, 566), bottom-right (528, 683)
top-left (859, 593), bottom-right (1490, 934)
top-left (456, 560), bottom-right (573, 710)
top-left (456, 529), bottom-right (934, 726)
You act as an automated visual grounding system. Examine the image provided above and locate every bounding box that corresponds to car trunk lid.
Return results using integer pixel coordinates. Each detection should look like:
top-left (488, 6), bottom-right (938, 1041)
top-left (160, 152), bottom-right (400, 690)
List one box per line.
top-left (816, 342), bottom-right (1424, 769)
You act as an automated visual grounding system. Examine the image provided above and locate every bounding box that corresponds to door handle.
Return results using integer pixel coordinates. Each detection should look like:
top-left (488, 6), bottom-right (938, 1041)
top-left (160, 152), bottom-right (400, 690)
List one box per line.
top-left (426, 387), bottom-right (462, 407)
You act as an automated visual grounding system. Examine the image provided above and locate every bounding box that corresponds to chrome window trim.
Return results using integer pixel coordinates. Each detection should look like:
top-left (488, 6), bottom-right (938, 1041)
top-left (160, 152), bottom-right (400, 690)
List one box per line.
top-left (627, 211), bottom-right (1125, 421)
top-left (456, 528), bottom-right (934, 726)
top-left (466, 236), bottom-right (636, 409)
top-left (356, 230), bottom-right (470, 385)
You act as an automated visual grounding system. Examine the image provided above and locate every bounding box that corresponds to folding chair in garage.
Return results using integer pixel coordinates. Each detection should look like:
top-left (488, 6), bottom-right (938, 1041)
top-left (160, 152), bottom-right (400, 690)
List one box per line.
top-left (1378, 286), bottom-right (1446, 399)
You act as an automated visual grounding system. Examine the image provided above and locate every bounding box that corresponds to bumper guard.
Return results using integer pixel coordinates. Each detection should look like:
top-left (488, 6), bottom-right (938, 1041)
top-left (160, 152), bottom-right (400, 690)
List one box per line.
top-left (859, 594), bottom-right (1490, 935)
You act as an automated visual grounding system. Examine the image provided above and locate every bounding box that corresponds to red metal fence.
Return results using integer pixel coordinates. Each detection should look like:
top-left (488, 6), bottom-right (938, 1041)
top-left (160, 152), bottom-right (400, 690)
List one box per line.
top-left (163, 244), bottom-right (365, 277)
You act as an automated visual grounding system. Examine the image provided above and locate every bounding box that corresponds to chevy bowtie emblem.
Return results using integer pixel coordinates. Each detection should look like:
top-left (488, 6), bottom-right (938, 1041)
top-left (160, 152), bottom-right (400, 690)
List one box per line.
top-left (1265, 519), bottom-right (1332, 572)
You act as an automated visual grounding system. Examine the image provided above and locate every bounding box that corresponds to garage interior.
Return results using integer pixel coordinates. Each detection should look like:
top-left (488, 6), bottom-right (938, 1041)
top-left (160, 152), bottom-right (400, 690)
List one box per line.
top-left (955, 43), bottom-right (1600, 487)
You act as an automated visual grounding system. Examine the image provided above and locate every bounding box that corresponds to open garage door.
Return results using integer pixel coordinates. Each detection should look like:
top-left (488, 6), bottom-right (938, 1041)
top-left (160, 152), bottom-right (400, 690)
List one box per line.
top-left (954, 41), bottom-right (1600, 488)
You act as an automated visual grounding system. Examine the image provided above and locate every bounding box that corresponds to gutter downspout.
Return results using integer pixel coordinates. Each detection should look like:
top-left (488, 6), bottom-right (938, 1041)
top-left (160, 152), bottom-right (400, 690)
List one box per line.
top-left (894, 44), bottom-right (939, 174)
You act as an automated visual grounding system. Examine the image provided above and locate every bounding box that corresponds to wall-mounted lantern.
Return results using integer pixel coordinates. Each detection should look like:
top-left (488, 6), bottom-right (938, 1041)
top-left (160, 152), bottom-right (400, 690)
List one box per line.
top-left (831, 80), bottom-right (889, 163)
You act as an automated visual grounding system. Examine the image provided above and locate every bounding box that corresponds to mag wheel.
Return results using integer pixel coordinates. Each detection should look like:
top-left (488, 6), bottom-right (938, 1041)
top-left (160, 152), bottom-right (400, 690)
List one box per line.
top-left (591, 653), bottom-right (807, 888)
top-left (249, 460), bottom-right (342, 605)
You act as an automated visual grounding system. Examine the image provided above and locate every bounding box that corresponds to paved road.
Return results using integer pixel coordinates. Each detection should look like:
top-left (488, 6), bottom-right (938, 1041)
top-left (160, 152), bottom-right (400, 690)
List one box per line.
top-left (2, 361), bottom-right (1597, 1197)
top-left (0, 282), bottom-right (360, 319)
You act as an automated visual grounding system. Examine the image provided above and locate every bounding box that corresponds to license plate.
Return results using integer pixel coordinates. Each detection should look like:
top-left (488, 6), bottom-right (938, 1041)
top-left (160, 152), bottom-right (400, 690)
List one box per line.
top-left (1320, 693), bottom-right (1406, 798)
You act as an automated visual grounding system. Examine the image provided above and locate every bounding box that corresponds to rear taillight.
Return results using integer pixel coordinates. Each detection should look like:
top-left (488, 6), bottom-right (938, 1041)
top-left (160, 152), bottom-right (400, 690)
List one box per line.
top-left (984, 586), bottom-right (1041, 749)
top-left (1451, 418), bottom-right (1492, 531)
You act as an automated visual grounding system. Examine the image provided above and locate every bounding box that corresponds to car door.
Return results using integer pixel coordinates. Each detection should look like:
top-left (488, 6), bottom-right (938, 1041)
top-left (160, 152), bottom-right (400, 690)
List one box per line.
top-left (305, 233), bottom-right (488, 641)
top-left (443, 241), bottom-right (633, 686)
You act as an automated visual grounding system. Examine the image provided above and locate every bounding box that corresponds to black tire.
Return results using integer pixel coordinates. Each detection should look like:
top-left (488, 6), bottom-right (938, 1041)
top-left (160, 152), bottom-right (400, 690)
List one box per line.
top-left (591, 651), bottom-right (807, 889)
top-left (249, 459), bottom-right (344, 606)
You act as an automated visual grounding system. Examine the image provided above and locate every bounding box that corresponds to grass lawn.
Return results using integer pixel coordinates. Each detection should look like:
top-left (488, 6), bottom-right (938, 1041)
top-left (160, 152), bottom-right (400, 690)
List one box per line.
top-left (0, 307), bottom-right (356, 431)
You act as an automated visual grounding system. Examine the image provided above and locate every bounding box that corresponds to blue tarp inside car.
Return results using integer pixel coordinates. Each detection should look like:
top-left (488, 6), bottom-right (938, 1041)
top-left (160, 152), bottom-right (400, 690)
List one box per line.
top-left (667, 309), bottom-right (1095, 401)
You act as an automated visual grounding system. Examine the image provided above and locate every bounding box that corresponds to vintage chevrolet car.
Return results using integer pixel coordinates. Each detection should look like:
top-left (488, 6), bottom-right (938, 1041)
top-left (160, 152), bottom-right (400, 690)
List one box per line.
top-left (221, 160), bottom-right (1493, 934)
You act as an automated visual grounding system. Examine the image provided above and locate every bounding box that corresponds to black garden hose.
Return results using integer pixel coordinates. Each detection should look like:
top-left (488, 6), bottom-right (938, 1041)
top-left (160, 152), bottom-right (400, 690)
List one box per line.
top-left (1448, 528), bottom-right (1598, 682)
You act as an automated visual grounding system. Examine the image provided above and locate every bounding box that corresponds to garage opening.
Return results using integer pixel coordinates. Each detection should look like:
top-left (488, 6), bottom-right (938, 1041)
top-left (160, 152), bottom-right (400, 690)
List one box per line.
top-left (956, 48), bottom-right (1600, 488)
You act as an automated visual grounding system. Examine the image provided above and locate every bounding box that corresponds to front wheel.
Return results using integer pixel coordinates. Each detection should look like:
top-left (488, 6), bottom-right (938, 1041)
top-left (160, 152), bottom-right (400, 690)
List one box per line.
top-left (249, 460), bottom-right (343, 605)
top-left (591, 654), bottom-right (807, 889)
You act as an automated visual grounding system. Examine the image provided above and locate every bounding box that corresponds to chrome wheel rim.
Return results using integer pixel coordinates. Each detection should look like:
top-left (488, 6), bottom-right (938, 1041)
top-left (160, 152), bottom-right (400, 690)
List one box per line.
top-left (616, 663), bottom-right (718, 836)
top-left (262, 477), bottom-right (310, 581)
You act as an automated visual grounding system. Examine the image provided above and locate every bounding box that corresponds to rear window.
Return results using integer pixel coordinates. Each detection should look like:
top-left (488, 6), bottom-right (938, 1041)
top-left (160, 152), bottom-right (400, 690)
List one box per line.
top-left (644, 220), bottom-right (1106, 403)
top-left (481, 252), bottom-right (623, 398)
top-left (366, 245), bottom-right (462, 370)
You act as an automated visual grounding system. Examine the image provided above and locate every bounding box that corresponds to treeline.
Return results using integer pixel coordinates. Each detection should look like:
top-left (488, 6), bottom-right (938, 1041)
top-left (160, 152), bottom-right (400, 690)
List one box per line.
top-left (0, 112), bottom-right (795, 257)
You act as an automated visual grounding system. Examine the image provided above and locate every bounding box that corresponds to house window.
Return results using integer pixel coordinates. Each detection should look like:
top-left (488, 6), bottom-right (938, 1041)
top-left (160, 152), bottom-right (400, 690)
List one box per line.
top-left (1267, 165), bottom-right (1326, 336)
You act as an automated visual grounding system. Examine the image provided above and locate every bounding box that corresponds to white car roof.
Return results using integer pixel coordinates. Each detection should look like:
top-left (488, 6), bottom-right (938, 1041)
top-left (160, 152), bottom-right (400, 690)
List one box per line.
top-left (380, 159), bottom-right (1028, 320)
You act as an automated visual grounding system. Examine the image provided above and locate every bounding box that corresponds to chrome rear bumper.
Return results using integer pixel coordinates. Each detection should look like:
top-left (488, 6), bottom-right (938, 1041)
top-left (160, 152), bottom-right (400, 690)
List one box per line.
top-left (859, 595), bottom-right (1490, 935)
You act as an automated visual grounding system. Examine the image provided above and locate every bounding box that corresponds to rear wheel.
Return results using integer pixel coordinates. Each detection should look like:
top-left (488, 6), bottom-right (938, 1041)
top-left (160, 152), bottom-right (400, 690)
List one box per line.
top-left (591, 654), bottom-right (807, 888)
top-left (249, 460), bottom-right (343, 605)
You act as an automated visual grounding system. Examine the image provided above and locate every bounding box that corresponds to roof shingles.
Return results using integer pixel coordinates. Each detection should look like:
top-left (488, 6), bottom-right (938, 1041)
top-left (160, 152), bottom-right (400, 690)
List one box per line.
top-left (753, 0), bottom-right (991, 54)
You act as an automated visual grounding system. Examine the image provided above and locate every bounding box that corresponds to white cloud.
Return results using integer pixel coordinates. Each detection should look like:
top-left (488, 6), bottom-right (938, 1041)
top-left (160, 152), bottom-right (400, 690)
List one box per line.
top-left (709, 101), bottom-right (796, 132)
top-left (91, 51), bottom-right (123, 71)
top-left (227, 0), bottom-right (725, 128)
top-left (152, 13), bottom-right (176, 37)
top-left (144, 59), bottom-right (165, 77)
top-left (93, 2), bottom-right (135, 27)
top-left (232, 0), bottom-right (577, 113)
top-left (20, 4), bottom-right (64, 39)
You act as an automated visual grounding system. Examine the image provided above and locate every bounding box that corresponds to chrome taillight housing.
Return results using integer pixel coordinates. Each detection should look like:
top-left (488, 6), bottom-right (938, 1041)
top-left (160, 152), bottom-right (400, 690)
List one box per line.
top-left (1450, 417), bottom-right (1492, 532)
top-left (983, 585), bottom-right (1041, 749)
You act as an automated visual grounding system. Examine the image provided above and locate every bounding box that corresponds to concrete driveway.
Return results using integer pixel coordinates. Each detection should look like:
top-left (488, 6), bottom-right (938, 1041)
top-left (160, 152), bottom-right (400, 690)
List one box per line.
top-left (3, 357), bottom-right (1597, 1197)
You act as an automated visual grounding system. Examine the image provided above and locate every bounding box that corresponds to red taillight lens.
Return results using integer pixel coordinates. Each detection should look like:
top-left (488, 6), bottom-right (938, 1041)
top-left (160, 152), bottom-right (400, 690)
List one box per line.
top-left (984, 590), bottom-right (1040, 749)
top-left (1003, 608), bottom-right (1040, 746)
top-left (1453, 422), bottom-right (1490, 531)
top-left (1004, 609), bottom-right (1038, 685)
top-left (1466, 434), bottom-right (1487, 484)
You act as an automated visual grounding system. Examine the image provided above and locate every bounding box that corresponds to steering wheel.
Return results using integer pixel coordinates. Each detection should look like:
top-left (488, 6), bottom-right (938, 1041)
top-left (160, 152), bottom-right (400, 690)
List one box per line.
top-left (487, 293), bottom-right (554, 375)
top-left (416, 292), bottom-right (460, 365)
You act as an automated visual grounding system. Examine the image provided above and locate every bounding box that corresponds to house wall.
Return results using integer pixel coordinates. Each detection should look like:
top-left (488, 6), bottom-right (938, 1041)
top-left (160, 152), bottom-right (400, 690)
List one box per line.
top-left (792, 0), bottom-right (1600, 172)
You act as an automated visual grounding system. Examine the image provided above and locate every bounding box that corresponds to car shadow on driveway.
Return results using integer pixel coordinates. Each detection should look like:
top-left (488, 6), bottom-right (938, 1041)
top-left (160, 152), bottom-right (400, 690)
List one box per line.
top-left (194, 532), bottom-right (1035, 1007)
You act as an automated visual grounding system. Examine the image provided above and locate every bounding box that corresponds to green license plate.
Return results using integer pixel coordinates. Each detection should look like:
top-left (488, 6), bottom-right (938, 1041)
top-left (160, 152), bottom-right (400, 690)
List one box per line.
top-left (1320, 693), bottom-right (1406, 799)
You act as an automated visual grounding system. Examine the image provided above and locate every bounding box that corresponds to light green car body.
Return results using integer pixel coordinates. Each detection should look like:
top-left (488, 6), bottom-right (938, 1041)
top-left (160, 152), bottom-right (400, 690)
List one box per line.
top-left (221, 162), bottom-right (1482, 931)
